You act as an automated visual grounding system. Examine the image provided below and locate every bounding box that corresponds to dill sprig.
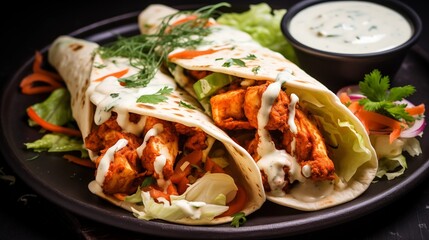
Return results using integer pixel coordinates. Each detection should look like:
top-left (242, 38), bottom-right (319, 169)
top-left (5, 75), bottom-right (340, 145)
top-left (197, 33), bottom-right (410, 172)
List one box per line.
top-left (98, 2), bottom-right (230, 88)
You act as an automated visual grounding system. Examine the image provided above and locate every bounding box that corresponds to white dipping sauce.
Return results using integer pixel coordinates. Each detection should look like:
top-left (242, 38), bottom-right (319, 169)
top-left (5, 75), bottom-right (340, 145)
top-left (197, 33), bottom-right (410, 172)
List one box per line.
top-left (289, 1), bottom-right (412, 54)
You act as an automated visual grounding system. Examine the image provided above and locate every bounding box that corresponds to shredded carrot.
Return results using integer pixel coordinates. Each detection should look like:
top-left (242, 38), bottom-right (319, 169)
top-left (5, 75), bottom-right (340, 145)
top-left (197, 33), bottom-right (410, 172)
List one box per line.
top-left (170, 15), bottom-right (198, 26)
top-left (147, 186), bottom-right (172, 202)
top-left (347, 101), bottom-right (362, 114)
top-left (339, 92), bottom-right (351, 105)
top-left (168, 49), bottom-right (223, 60)
top-left (63, 154), bottom-right (95, 168)
top-left (204, 157), bottom-right (225, 173)
top-left (170, 150), bottom-right (203, 184)
top-left (355, 109), bottom-right (405, 143)
top-left (113, 193), bottom-right (127, 201)
top-left (27, 107), bottom-right (81, 137)
top-left (406, 103), bottom-right (425, 116)
top-left (170, 15), bottom-right (215, 28)
top-left (217, 185), bottom-right (247, 218)
top-left (33, 51), bottom-right (62, 80)
top-left (93, 68), bottom-right (129, 82)
top-left (20, 72), bottom-right (63, 95)
top-left (20, 51), bottom-right (64, 95)
top-left (177, 177), bottom-right (190, 195)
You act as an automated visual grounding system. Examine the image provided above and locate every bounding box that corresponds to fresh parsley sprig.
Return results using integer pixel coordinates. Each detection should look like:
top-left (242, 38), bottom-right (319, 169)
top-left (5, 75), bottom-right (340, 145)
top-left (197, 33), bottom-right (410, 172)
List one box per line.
top-left (137, 87), bottom-right (173, 104)
top-left (359, 69), bottom-right (416, 122)
top-left (231, 212), bottom-right (246, 227)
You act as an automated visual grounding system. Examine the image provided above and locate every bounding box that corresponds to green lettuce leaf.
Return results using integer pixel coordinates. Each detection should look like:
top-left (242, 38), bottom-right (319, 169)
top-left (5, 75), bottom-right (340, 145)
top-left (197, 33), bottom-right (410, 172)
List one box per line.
top-left (25, 133), bottom-right (87, 158)
top-left (29, 87), bottom-right (74, 127)
top-left (217, 3), bottom-right (297, 63)
top-left (130, 173), bottom-right (236, 221)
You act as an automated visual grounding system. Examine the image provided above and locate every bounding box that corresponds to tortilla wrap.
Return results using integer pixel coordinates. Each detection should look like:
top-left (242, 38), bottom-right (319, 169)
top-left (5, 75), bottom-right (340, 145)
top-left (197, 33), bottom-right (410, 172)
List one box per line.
top-left (138, 4), bottom-right (378, 211)
top-left (47, 35), bottom-right (265, 224)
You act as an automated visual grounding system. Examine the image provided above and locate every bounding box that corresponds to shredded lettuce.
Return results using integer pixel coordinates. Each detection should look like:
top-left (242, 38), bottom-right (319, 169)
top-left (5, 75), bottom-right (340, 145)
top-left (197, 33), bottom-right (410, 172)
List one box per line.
top-left (376, 155), bottom-right (407, 180)
top-left (29, 87), bottom-right (74, 127)
top-left (25, 133), bottom-right (88, 158)
top-left (370, 135), bottom-right (422, 180)
top-left (129, 173), bottom-right (237, 221)
top-left (217, 3), bottom-right (297, 63)
top-left (24, 87), bottom-right (86, 156)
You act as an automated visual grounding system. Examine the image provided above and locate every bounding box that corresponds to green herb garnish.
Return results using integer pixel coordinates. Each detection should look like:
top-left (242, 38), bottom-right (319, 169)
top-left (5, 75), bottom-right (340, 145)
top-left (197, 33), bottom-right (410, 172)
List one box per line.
top-left (222, 58), bottom-right (246, 67)
top-left (137, 87), bottom-right (173, 104)
top-left (243, 54), bottom-right (257, 60)
top-left (231, 212), bottom-right (246, 227)
top-left (98, 3), bottom-right (230, 88)
top-left (110, 93), bottom-right (119, 98)
top-left (359, 69), bottom-right (416, 122)
top-left (252, 65), bottom-right (261, 74)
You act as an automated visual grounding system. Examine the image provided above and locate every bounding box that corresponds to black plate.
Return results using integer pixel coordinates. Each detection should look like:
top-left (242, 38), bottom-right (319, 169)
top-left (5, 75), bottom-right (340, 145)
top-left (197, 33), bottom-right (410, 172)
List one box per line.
top-left (1, 5), bottom-right (428, 240)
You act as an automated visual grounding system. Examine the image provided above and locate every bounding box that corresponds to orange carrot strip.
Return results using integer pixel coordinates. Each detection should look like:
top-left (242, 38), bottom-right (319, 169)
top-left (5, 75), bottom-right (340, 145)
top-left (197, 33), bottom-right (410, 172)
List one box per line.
top-left (170, 15), bottom-right (198, 26)
top-left (168, 49), bottom-right (222, 60)
top-left (339, 92), bottom-right (351, 105)
top-left (27, 107), bottom-right (81, 137)
top-left (170, 150), bottom-right (203, 184)
top-left (33, 51), bottom-right (62, 81)
top-left (177, 177), bottom-right (190, 195)
top-left (170, 15), bottom-right (215, 28)
top-left (365, 121), bottom-right (386, 131)
top-left (204, 158), bottom-right (225, 174)
top-left (355, 109), bottom-right (404, 143)
top-left (406, 103), bottom-right (425, 116)
top-left (217, 185), bottom-right (247, 218)
top-left (113, 193), bottom-right (127, 201)
top-left (347, 101), bottom-right (362, 114)
top-left (167, 182), bottom-right (179, 196)
top-left (93, 68), bottom-right (129, 82)
top-left (63, 154), bottom-right (95, 168)
top-left (20, 72), bottom-right (63, 95)
top-left (148, 186), bottom-right (171, 202)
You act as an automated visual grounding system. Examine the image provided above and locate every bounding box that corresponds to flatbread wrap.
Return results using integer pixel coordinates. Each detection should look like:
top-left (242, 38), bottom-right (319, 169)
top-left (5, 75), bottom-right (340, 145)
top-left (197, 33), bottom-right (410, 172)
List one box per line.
top-left (137, 4), bottom-right (378, 211)
top-left (47, 35), bottom-right (265, 225)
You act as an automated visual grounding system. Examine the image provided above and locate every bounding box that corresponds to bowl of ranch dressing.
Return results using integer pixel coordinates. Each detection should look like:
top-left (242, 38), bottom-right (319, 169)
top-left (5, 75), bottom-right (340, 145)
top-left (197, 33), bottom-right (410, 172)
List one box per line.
top-left (281, 0), bottom-right (422, 91)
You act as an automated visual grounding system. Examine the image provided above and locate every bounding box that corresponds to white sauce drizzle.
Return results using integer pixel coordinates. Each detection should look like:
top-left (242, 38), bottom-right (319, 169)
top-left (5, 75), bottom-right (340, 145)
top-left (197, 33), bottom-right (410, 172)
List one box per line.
top-left (88, 58), bottom-right (176, 127)
top-left (174, 200), bottom-right (206, 220)
top-left (136, 123), bottom-right (169, 186)
top-left (287, 93), bottom-right (299, 134)
top-left (95, 138), bottom-right (128, 186)
top-left (136, 123), bottom-right (164, 158)
top-left (256, 70), bottom-right (304, 196)
top-left (116, 110), bottom-right (147, 136)
top-left (256, 70), bottom-right (335, 201)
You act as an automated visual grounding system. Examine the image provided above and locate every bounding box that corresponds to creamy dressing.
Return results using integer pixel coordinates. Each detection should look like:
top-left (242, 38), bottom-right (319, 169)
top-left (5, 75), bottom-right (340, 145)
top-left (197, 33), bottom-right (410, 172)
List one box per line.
top-left (289, 1), bottom-right (413, 54)
top-left (256, 70), bottom-right (304, 196)
top-left (88, 58), bottom-right (176, 127)
top-left (116, 110), bottom-right (147, 136)
top-left (288, 93), bottom-right (299, 134)
top-left (256, 71), bottom-right (336, 201)
top-left (95, 138), bottom-right (128, 186)
top-left (174, 200), bottom-right (206, 220)
top-left (137, 123), bottom-right (164, 158)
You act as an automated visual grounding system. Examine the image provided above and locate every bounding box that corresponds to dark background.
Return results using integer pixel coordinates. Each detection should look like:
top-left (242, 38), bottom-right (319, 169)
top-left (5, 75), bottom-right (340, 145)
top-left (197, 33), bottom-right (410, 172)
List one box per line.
top-left (1, 1), bottom-right (428, 239)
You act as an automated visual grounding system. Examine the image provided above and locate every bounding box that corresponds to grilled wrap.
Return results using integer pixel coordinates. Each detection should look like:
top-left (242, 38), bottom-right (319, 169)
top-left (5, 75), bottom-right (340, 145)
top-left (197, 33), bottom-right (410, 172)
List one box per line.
top-left (138, 4), bottom-right (378, 211)
top-left (47, 35), bottom-right (265, 225)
